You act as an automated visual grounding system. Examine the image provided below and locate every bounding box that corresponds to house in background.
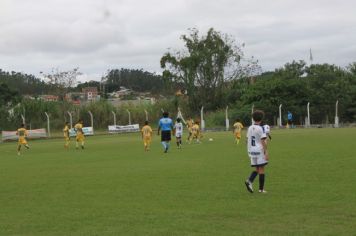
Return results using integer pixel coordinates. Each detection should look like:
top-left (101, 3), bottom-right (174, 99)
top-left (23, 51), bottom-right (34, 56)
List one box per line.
top-left (82, 87), bottom-right (100, 101)
top-left (39, 95), bottom-right (59, 102)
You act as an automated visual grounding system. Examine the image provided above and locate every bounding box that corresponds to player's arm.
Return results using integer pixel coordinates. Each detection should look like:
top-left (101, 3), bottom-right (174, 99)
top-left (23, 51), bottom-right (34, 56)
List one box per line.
top-left (262, 138), bottom-right (268, 160)
top-left (171, 123), bottom-right (175, 135)
top-left (157, 123), bottom-right (161, 135)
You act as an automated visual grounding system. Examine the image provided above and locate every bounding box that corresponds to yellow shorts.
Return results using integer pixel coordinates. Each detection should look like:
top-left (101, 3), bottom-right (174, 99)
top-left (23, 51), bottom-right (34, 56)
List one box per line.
top-left (64, 136), bottom-right (70, 141)
top-left (76, 134), bottom-right (85, 142)
top-left (18, 137), bottom-right (27, 145)
top-left (143, 137), bottom-right (151, 146)
top-left (235, 132), bottom-right (241, 139)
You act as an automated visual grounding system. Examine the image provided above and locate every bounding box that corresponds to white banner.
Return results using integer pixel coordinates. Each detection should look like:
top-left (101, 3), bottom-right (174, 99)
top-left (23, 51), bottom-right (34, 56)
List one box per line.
top-left (2, 128), bottom-right (47, 141)
top-left (108, 124), bottom-right (140, 133)
top-left (69, 127), bottom-right (94, 137)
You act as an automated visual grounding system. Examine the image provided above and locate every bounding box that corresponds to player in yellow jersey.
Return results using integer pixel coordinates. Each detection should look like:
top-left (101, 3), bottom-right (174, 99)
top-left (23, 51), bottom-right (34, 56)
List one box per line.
top-left (16, 123), bottom-right (30, 155)
top-left (186, 117), bottom-right (194, 142)
top-left (74, 119), bottom-right (85, 149)
top-left (63, 122), bottom-right (70, 149)
top-left (141, 121), bottom-right (153, 151)
top-left (233, 118), bottom-right (244, 144)
top-left (190, 121), bottom-right (201, 144)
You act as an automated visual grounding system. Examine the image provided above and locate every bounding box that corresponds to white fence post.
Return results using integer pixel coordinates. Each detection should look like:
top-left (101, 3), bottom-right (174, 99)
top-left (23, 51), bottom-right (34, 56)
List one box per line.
top-left (21, 115), bottom-right (25, 125)
top-left (225, 106), bottom-right (229, 131)
top-left (335, 100), bottom-right (339, 128)
top-left (112, 111), bottom-right (116, 126)
top-left (307, 102), bottom-right (310, 127)
top-left (88, 111), bottom-right (94, 134)
top-left (126, 109), bottom-right (131, 125)
top-left (278, 104), bottom-right (282, 127)
top-left (44, 112), bottom-right (50, 137)
top-left (200, 106), bottom-right (205, 131)
top-left (144, 109), bottom-right (148, 121)
top-left (67, 111), bottom-right (73, 129)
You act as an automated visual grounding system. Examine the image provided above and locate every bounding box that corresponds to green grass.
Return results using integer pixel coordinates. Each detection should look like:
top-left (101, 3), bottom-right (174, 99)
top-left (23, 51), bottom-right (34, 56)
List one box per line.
top-left (0, 128), bottom-right (356, 235)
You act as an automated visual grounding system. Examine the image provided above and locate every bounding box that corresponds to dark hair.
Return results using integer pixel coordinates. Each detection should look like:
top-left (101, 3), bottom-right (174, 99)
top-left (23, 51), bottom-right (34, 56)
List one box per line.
top-left (144, 120), bottom-right (149, 125)
top-left (252, 110), bottom-right (264, 122)
top-left (163, 111), bottom-right (169, 118)
top-left (65, 122), bottom-right (69, 125)
top-left (21, 123), bottom-right (25, 127)
top-left (176, 118), bottom-right (181, 122)
top-left (235, 118), bottom-right (241, 122)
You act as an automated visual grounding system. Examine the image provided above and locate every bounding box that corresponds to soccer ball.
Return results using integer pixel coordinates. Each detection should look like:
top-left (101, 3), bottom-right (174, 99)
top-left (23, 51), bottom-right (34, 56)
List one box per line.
top-left (209, 138), bottom-right (213, 141)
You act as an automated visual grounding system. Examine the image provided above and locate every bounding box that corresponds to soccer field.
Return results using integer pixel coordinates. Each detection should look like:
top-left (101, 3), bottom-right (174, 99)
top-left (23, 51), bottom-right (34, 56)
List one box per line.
top-left (0, 128), bottom-right (355, 235)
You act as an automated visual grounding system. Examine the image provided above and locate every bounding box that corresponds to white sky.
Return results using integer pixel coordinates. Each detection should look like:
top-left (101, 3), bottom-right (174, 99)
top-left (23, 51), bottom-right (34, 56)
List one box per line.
top-left (1, 0), bottom-right (355, 82)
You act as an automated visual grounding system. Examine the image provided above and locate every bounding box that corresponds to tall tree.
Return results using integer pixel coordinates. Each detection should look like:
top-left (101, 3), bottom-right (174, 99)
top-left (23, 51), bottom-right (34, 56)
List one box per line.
top-left (41, 68), bottom-right (82, 99)
top-left (160, 28), bottom-right (260, 110)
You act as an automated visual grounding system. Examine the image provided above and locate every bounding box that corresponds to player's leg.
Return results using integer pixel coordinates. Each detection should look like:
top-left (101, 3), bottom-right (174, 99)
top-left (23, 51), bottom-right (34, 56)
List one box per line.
top-left (177, 136), bottom-right (182, 148)
top-left (144, 140), bottom-right (147, 151)
top-left (147, 138), bottom-right (151, 151)
top-left (17, 144), bottom-right (22, 155)
top-left (65, 137), bottom-right (69, 148)
top-left (257, 166), bottom-right (266, 193)
top-left (236, 133), bottom-right (241, 144)
top-left (245, 157), bottom-right (258, 193)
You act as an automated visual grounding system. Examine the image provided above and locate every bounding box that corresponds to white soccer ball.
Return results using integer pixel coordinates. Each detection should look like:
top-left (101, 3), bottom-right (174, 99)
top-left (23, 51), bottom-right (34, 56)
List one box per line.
top-left (209, 138), bottom-right (213, 141)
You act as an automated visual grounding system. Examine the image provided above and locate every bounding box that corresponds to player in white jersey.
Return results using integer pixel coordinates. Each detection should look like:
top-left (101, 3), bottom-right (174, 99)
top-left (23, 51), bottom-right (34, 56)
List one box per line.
top-left (245, 110), bottom-right (269, 194)
top-left (174, 118), bottom-right (183, 148)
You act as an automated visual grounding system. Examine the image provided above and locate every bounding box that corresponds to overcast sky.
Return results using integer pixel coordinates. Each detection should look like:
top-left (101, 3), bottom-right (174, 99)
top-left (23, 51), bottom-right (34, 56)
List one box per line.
top-left (1, 0), bottom-right (355, 82)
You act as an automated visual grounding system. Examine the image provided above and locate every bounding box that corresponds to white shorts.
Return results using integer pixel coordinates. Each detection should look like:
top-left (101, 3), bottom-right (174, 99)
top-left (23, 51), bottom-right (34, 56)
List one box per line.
top-left (249, 151), bottom-right (268, 167)
top-left (175, 133), bottom-right (182, 138)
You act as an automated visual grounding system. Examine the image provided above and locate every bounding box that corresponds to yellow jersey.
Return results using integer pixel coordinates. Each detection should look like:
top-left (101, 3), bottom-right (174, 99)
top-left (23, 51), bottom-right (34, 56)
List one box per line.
top-left (233, 122), bottom-right (244, 133)
top-left (74, 123), bottom-right (85, 142)
top-left (192, 124), bottom-right (200, 134)
top-left (187, 119), bottom-right (194, 132)
top-left (63, 125), bottom-right (70, 138)
top-left (141, 125), bottom-right (153, 138)
top-left (17, 128), bottom-right (28, 137)
top-left (17, 128), bottom-right (28, 144)
top-left (74, 123), bottom-right (83, 134)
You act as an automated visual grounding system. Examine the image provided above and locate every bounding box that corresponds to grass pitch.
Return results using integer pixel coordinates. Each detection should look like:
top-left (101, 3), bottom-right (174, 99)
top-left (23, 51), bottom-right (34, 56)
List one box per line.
top-left (0, 128), bottom-right (355, 235)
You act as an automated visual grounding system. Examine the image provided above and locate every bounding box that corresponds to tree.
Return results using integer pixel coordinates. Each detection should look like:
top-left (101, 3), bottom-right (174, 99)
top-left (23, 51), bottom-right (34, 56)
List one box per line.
top-left (0, 83), bottom-right (21, 130)
top-left (41, 68), bottom-right (82, 99)
top-left (160, 28), bottom-right (260, 111)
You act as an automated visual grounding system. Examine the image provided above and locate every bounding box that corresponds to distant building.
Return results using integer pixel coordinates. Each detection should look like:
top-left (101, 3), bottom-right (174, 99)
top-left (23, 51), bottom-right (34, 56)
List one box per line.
top-left (65, 92), bottom-right (85, 102)
top-left (82, 87), bottom-right (99, 101)
top-left (39, 95), bottom-right (59, 102)
top-left (109, 87), bottom-right (133, 98)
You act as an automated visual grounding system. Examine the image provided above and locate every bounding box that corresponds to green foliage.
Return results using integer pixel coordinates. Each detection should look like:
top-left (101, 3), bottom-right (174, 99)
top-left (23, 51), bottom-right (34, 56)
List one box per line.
top-left (104, 68), bottom-right (171, 95)
top-left (161, 28), bottom-right (260, 111)
top-left (0, 69), bottom-right (55, 95)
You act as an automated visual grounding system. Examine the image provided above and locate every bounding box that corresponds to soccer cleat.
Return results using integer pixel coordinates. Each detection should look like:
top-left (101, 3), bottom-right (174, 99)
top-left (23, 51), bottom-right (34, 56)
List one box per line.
top-left (245, 180), bottom-right (253, 193)
top-left (81, 146), bottom-right (85, 150)
top-left (258, 189), bottom-right (267, 193)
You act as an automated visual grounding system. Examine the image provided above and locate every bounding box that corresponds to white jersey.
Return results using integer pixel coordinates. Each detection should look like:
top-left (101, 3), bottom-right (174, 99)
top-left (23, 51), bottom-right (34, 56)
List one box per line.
top-left (175, 122), bottom-right (183, 137)
top-left (263, 124), bottom-right (270, 134)
top-left (247, 124), bottom-right (268, 166)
